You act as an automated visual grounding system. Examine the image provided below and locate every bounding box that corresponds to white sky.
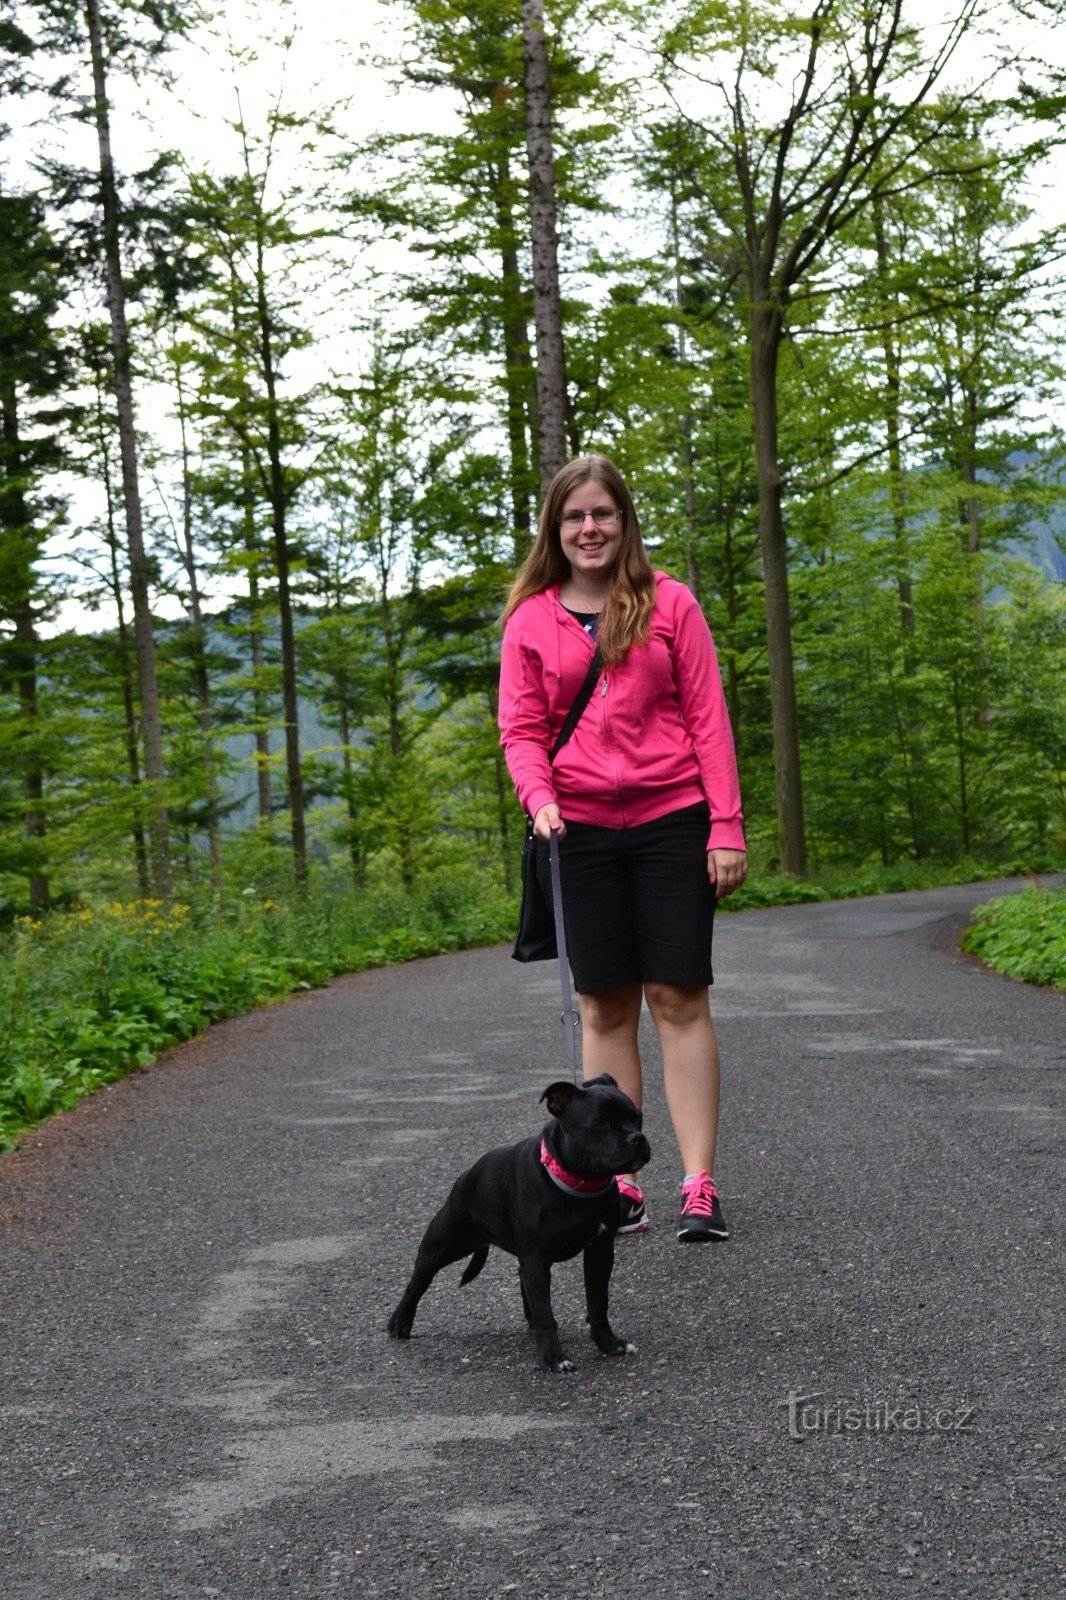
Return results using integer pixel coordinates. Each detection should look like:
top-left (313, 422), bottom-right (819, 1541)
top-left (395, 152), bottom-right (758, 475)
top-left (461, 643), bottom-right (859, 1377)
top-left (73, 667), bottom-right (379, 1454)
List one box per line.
top-left (7, 0), bottom-right (1065, 632)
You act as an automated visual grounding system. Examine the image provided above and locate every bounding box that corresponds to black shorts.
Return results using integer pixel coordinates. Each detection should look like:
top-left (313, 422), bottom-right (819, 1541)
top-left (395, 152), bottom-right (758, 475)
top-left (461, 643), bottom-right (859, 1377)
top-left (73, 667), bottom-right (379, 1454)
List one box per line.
top-left (535, 802), bottom-right (716, 995)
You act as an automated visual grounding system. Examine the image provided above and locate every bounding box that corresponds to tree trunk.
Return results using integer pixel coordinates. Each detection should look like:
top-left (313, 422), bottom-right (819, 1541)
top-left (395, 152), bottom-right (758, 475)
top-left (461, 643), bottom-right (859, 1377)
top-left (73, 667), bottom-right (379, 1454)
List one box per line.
top-left (252, 222), bottom-right (306, 886)
top-left (487, 87), bottom-right (537, 564)
top-left (722, 517), bottom-right (742, 736)
top-left (495, 744), bottom-right (513, 893)
top-left (520, 0), bottom-right (568, 494)
top-left (85, 0), bottom-right (169, 893)
top-left (87, 345), bottom-right (149, 892)
top-left (240, 450), bottom-right (274, 827)
top-left (872, 192), bottom-right (915, 640)
top-left (0, 377), bottom-right (48, 910)
top-left (174, 361), bottom-right (221, 875)
top-left (668, 179), bottom-right (702, 602)
top-left (681, 437), bottom-right (701, 600)
top-left (887, 668), bottom-right (923, 860)
top-left (377, 585), bottom-right (413, 888)
top-left (952, 670), bottom-right (971, 854)
top-left (749, 301), bottom-right (807, 876)
top-left (677, 361), bottom-right (702, 605)
top-left (336, 690), bottom-right (362, 890)
top-left (962, 385), bottom-right (981, 555)
top-left (104, 482), bottom-right (151, 896)
top-left (15, 605), bottom-right (47, 911)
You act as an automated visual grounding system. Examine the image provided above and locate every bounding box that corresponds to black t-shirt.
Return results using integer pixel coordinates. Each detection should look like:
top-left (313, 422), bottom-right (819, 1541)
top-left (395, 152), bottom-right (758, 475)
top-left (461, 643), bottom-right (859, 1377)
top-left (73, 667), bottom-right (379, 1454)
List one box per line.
top-left (564, 607), bottom-right (599, 638)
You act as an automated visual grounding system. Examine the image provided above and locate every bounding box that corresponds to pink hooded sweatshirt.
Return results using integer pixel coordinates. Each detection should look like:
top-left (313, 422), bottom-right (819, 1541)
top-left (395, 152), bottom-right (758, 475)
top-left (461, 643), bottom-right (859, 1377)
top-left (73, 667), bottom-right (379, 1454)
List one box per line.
top-left (499, 573), bottom-right (746, 853)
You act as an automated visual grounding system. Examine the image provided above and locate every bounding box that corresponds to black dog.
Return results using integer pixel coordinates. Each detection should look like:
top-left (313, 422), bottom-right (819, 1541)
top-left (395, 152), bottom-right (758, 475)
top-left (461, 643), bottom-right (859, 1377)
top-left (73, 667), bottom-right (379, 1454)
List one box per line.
top-left (387, 1073), bottom-right (650, 1372)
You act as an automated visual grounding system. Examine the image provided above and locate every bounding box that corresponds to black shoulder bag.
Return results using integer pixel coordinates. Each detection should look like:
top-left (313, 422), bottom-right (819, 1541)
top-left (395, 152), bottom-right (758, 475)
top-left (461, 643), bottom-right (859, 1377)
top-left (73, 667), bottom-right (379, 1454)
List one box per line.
top-left (512, 645), bottom-right (603, 963)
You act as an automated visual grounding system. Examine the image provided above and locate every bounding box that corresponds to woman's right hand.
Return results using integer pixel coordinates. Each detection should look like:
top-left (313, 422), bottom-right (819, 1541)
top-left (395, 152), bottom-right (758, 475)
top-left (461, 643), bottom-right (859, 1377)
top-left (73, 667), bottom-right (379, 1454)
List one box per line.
top-left (533, 803), bottom-right (566, 841)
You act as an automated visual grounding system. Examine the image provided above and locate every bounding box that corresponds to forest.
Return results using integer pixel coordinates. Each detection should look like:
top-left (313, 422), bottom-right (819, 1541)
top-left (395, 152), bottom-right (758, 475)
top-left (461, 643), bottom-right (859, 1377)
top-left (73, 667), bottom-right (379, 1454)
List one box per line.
top-left (0, 0), bottom-right (1064, 1136)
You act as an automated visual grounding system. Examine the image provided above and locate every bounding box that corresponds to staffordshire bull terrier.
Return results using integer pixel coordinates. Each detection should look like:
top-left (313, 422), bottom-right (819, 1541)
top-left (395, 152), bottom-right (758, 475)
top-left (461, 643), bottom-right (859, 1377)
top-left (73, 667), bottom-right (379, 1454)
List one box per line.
top-left (387, 1073), bottom-right (650, 1372)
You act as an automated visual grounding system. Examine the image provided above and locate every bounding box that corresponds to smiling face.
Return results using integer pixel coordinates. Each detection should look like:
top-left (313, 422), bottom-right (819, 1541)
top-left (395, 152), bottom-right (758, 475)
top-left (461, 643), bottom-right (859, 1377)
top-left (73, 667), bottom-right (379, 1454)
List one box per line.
top-left (557, 478), bottom-right (624, 587)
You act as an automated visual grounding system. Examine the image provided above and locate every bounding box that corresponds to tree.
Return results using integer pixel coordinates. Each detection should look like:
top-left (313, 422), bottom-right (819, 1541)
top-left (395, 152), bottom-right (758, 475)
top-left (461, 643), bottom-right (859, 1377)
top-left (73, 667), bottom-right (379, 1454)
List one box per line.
top-left (521, 0), bottom-right (569, 489)
top-left (73, 322), bottom-right (150, 891)
top-left (410, 448), bottom-right (523, 886)
top-left (180, 31), bottom-right (345, 887)
top-left (0, 186), bottom-right (65, 909)
top-left (78, 0), bottom-right (187, 891)
top-left (321, 341), bottom-right (442, 888)
top-left (655, 0), bottom-right (1032, 874)
top-left (143, 333), bottom-right (232, 875)
top-left (298, 509), bottom-right (372, 887)
top-left (366, 0), bottom-right (619, 547)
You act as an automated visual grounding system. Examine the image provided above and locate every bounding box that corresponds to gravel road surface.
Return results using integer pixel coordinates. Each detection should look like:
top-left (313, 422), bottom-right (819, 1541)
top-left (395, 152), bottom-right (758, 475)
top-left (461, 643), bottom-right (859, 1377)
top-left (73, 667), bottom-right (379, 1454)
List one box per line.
top-left (0, 877), bottom-right (1062, 1599)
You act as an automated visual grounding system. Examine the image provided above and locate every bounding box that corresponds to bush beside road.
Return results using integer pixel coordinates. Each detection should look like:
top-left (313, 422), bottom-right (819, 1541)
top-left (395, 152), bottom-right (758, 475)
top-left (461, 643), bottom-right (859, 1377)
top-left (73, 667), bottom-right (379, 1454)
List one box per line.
top-left (961, 884), bottom-right (1066, 991)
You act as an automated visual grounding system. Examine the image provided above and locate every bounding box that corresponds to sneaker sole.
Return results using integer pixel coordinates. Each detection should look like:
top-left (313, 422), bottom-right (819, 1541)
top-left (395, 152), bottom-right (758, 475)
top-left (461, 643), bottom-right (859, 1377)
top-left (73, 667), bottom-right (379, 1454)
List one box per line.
top-left (618, 1218), bottom-right (650, 1235)
top-left (676, 1225), bottom-right (730, 1242)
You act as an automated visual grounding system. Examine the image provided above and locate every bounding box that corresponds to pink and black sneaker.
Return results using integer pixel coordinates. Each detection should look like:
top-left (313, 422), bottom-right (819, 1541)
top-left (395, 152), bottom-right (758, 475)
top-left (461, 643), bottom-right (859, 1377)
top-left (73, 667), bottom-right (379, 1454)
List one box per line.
top-left (677, 1171), bottom-right (729, 1242)
top-left (616, 1176), bottom-right (650, 1235)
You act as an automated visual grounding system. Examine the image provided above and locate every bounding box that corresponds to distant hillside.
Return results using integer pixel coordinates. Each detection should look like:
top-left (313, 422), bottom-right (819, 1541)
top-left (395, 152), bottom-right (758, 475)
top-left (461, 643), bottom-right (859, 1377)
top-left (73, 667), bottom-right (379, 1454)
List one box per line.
top-left (1012, 451), bottom-right (1065, 580)
top-left (164, 472), bottom-right (1066, 834)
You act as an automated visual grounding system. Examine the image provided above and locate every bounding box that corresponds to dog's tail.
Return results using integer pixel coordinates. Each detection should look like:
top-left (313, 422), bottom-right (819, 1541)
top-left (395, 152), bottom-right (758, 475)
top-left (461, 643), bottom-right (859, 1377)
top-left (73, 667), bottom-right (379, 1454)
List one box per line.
top-left (459, 1247), bottom-right (490, 1287)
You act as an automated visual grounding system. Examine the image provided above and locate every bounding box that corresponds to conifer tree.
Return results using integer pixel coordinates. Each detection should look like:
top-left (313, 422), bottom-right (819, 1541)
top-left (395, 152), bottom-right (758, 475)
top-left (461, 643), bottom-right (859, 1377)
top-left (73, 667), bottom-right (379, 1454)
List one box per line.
top-left (0, 187), bottom-right (65, 909)
top-left (179, 28), bottom-right (347, 887)
top-left (521, 0), bottom-right (568, 489)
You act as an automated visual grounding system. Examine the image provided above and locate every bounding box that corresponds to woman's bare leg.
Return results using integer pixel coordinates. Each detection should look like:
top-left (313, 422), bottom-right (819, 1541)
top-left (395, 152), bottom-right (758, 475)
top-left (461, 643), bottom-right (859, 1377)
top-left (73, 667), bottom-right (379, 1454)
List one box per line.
top-left (578, 982), bottom-right (644, 1109)
top-left (642, 981), bottom-right (720, 1176)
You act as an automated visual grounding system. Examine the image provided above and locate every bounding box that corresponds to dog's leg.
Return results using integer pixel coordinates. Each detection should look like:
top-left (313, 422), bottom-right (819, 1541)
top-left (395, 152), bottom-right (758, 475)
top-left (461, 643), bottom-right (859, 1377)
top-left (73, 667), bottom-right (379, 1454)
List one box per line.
top-left (387, 1206), bottom-right (481, 1340)
top-left (583, 1232), bottom-right (635, 1357)
top-left (519, 1273), bottom-right (534, 1328)
top-left (518, 1257), bottom-right (572, 1373)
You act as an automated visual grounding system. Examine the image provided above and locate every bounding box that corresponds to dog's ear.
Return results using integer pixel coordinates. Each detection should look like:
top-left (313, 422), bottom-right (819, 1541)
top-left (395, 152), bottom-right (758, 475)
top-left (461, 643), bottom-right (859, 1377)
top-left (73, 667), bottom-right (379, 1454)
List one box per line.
top-left (583, 1073), bottom-right (618, 1091)
top-left (541, 1081), bottom-right (579, 1117)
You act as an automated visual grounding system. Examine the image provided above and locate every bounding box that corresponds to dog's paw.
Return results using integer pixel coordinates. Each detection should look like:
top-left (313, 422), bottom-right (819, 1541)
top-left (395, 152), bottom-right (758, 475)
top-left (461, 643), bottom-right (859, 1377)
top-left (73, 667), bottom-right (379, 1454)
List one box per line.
top-left (546, 1357), bottom-right (576, 1374)
top-left (591, 1327), bottom-right (637, 1358)
top-left (600, 1340), bottom-right (637, 1358)
top-left (387, 1313), bottom-right (412, 1340)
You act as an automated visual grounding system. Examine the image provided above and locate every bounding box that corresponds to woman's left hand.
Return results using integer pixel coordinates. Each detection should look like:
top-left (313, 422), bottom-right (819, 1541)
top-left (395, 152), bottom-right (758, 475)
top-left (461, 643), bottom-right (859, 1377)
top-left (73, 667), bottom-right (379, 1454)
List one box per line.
top-left (707, 849), bottom-right (748, 899)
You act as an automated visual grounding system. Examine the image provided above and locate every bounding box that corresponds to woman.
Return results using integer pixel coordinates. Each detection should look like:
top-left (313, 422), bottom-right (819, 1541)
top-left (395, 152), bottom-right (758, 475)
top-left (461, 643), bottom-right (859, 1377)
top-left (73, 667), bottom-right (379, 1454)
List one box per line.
top-left (498, 454), bottom-right (747, 1242)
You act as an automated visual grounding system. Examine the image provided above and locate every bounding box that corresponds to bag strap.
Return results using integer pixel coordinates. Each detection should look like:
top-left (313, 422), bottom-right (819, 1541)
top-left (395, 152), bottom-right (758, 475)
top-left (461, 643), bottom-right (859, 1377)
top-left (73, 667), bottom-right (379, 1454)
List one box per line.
top-left (543, 648), bottom-right (601, 1081)
top-left (522, 646), bottom-right (601, 842)
top-left (548, 645), bottom-right (603, 764)
top-left (549, 826), bottom-right (579, 1082)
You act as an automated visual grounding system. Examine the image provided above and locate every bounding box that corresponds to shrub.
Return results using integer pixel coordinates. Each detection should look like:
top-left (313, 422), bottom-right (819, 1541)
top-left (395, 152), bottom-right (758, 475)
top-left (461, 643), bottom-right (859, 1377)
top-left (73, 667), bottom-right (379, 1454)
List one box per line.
top-left (0, 877), bottom-right (515, 1148)
top-left (960, 886), bottom-right (1066, 990)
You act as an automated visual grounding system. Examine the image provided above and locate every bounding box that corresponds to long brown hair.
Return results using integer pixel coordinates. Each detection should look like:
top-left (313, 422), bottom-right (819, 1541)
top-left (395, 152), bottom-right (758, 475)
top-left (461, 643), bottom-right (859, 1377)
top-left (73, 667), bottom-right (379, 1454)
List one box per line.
top-left (502, 455), bottom-right (656, 665)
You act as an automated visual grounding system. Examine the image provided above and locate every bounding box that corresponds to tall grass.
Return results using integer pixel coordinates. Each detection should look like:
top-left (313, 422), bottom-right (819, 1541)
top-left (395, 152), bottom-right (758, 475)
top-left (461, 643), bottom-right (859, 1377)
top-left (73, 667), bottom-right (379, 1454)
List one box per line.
top-left (0, 867), bottom-right (514, 1148)
top-left (2, 846), bottom-right (1059, 1149)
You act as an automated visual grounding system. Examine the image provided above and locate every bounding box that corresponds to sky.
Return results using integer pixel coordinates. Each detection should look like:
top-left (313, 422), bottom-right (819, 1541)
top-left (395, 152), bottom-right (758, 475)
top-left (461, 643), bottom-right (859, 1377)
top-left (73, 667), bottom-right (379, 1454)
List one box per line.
top-left (6, 0), bottom-right (1066, 632)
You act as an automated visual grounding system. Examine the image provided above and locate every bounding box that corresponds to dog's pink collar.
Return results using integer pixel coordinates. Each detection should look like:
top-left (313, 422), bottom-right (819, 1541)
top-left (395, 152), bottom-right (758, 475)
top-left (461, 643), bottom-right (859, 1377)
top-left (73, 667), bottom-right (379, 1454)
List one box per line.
top-left (540, 1138), bottom-right (615, 1198)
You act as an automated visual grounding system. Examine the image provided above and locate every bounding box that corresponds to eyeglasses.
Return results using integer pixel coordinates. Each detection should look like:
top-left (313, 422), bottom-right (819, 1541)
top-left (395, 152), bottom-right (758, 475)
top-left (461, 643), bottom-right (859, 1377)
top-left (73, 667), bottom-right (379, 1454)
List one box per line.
top-left (559, 507), bottom-right (621, 531)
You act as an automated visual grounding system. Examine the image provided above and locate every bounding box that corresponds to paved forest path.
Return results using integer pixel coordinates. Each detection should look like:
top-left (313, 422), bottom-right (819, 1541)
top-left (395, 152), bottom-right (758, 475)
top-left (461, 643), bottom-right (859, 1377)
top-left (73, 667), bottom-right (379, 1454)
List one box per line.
top-left (1, 877), bottom-right (1062, 1600)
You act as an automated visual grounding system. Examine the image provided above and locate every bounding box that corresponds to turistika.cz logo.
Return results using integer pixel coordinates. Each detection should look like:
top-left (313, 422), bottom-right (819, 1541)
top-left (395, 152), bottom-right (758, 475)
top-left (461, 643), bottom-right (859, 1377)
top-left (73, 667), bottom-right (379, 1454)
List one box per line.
top-left (778, 1390), bottom-right (977, 1442)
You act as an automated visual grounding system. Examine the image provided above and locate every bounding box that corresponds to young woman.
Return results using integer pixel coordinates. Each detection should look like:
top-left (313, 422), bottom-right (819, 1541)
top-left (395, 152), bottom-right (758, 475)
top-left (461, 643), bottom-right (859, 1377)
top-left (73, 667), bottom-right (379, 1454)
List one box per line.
top-left (499, 454), bottom-right (748, 1242)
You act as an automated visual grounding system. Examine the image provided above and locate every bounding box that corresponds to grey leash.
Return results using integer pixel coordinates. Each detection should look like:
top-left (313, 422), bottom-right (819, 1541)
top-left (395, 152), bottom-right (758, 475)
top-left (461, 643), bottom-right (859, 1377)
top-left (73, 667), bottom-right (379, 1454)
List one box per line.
top-left (548, 826), bottom-right (580, 1084)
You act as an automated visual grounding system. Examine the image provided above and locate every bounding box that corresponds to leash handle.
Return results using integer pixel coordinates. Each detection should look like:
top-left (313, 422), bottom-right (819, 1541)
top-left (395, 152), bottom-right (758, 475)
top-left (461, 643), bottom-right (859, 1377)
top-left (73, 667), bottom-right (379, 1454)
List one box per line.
top-left (548, 826), bottom-right (580, 1084)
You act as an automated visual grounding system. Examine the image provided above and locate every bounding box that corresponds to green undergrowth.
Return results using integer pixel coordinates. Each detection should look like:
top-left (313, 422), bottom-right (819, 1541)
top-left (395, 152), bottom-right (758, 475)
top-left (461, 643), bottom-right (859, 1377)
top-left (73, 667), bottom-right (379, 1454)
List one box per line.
top-left (720, 853), bottom-right (1059, 911)
top-left (2, 851), bottom-right (1059, 1151)
top-left (0, 869), bottom-right (515, 1150)
top-left (960, 885), bottom-right (1066, 990)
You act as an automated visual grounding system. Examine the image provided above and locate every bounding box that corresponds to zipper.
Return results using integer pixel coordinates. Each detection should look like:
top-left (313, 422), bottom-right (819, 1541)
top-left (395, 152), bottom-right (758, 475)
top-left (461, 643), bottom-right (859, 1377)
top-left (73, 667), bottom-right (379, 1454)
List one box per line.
top-left (598, 669), bottom-right (629, 823)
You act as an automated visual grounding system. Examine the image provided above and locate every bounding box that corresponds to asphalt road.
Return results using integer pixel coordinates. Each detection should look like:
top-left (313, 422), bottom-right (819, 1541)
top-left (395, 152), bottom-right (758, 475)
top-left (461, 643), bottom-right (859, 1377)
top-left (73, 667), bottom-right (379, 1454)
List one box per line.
top-left (0, 877), bottom-right (1062, 1600)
